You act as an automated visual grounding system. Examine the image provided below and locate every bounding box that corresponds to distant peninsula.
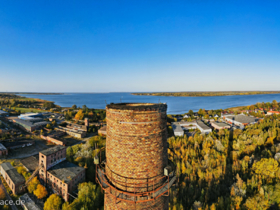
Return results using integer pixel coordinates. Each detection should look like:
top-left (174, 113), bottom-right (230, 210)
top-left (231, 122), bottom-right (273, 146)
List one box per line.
top-left (2, 92), bottom-right (64, 95)
top-left (132, 91), bottom-right (280, 97)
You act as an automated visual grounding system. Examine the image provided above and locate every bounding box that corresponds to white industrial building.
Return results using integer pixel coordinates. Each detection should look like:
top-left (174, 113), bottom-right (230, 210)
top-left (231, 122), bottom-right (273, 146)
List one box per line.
top-left (172, 120), bottom-right (212, 136)
top-left (223, 114), bottom-right (260, 129)
top-left (171, 122), bottom-right (184, 136)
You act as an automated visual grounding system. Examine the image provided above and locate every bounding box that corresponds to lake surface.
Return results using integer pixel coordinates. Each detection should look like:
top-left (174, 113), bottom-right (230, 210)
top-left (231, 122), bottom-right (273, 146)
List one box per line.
top-left (18, 93), bottom-right (280, 114)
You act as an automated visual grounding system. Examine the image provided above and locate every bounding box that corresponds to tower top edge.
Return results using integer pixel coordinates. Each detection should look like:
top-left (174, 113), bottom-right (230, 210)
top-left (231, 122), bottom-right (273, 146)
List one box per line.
top-left (106, 103), bottom-right (167, 111)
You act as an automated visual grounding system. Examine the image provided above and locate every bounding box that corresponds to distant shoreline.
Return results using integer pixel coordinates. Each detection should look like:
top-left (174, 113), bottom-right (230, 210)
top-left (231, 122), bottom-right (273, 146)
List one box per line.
top-left (3, 92), bottom-right (64, 95)
top-left (132, 91), bottom-right (280, 97)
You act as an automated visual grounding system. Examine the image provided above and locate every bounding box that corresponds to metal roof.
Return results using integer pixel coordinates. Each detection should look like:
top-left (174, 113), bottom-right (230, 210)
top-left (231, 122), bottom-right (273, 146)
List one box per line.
top-left (20, 155), bottom-right (39, 172)
top-left (6, 168), bottom-right (25, 184)
top-left (14, 118), bottom-right (50, 128)
top-left (0, 143), bottom-right (7, 151)
top-left (19, 193), bottom-right (42, 210)
top-left (40, 145), bottom-right (65, 156)
top-left (225, 115), bottom-right (259, 124)
top-left (48, 161), bottom-right (85, 184)
top-left (212, 122), bottom-right (231, 127)
top-left (0, 110), bottom-right (8, 114)
top-left (171, 122), bottom-right (184, 133)
top-left (196, 120), bottom-right (212, 130)
top-left (0, 162), bottom-right (14, 171)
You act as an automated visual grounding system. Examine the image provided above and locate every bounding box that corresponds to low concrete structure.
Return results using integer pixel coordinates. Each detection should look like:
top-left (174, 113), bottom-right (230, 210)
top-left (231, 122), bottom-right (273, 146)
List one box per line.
top-left (180, 120), bottom-right (212, 134)
top-left (211, 121), bottom-right (231, 130)
top-left (0, 162), bottom-right (25, 195)
top-left (40, 131), bottom-right (66, 146)
top-left (56, 126), bottom-right (86, 138)
top-left (171, 122), bottom-right (184, 136)
top-left (66, 122), bottom-right (87, 132)
top-left (19, 193), bottom-right (42, 210)
top-left (0, 143), bottom-right (8, 156)
top-left (0, 110), bottom-right (9, 117)
top-left (98, 126), bottom-right (107, 135)
top-left (2, 140), bottom-right (34, 150)
top-left (196, 120), bottom-right (212, 134)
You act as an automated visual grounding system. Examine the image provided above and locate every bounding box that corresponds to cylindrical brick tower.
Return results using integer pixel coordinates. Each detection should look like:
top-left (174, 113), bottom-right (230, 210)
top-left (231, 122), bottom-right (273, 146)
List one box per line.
top-left (98, 103), bottom-right (172, 210)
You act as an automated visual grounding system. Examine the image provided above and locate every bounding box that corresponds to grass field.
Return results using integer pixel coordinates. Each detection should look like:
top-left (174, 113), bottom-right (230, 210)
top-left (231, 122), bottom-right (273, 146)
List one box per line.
top-left (17, 97), bottom-right (37, 101)
top-left (14, 107), bottom-right (45, 113)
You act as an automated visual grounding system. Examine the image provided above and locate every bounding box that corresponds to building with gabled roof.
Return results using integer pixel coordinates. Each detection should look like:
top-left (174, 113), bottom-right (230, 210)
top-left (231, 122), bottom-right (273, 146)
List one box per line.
top-left (0, 162), bottom-right (25, 195)
top-left (19, 193), bottom-right (42, 210)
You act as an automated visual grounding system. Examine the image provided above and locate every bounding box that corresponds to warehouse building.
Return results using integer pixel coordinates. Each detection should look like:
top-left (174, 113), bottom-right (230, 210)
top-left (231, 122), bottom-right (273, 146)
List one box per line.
top-left (223, 114), bottom-right (260, 128)
top-left (172, 122), bottom-right (184, 136)
top-left (0, 162), bottom-right (25, 195)
top-left (13, 118), bottom-right (50, 132)
top-left (66, 122), bottom-right (87, 132)
top-left (56, 126), bottom-right (86, 138)
top-left (179, 120), bottom-right (212, 134)
top-left (211, 122), bottom-right (231, 130)
top-left (18, 113), bottom-right (44, 121)
top-left (196, 120), bottom-right (212, 134)
top-left (2, 140), bottom-right (34, 150)
top-left (40, 131), bottom-right (66, 146)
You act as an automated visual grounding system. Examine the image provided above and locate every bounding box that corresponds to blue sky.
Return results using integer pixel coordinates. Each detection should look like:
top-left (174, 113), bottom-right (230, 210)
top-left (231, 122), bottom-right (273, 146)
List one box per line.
top-left (0, 0), bottom-right (280, 92)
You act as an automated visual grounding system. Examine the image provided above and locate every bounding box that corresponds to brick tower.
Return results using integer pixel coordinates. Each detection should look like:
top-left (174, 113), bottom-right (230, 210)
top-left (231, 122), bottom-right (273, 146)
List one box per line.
top-left (84, 118), bottom-right (89, 127)
top-left (96, 103), bottom-right (176, 210)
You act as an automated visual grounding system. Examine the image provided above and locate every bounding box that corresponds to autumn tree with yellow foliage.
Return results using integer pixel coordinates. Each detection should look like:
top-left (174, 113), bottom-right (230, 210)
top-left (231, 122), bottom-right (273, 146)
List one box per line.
top-left (34, 184), bottom-right (48, 199)
top-left (74, 109), bottom-right (84, 121)
top-left (44, 194), bottom-right (62, 210)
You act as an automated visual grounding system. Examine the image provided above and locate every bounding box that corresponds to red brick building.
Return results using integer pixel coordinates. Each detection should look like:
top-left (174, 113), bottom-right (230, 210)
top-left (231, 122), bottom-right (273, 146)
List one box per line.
top-left (38, 146), bottom-right (86, 201)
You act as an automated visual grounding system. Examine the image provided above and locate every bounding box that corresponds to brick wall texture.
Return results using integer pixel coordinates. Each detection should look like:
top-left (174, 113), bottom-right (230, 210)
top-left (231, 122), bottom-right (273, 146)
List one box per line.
top-left (105, 193), bottom-right (169, 210)
top-left (105, 103), bottom-right (169, 210)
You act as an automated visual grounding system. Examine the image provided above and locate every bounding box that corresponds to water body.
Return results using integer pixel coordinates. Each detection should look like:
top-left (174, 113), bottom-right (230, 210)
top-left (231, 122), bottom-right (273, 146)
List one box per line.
top-left (18, 93), bottom-right (280, 114)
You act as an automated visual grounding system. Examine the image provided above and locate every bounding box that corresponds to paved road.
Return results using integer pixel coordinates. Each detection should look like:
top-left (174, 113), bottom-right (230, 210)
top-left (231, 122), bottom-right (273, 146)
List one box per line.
top-left (0, 179), bottom-right (18, 210)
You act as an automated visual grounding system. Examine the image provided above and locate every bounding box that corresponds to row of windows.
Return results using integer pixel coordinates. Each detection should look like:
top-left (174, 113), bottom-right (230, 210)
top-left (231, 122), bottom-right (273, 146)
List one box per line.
top-left (5, 176), bottom-right (14, 190)
top-left (50, 150), bottom-right (64, 158)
